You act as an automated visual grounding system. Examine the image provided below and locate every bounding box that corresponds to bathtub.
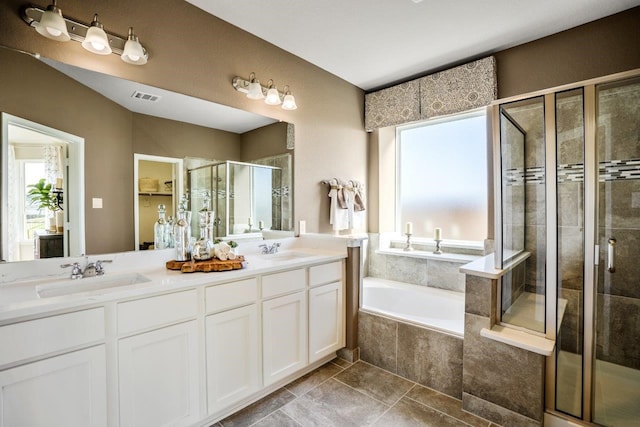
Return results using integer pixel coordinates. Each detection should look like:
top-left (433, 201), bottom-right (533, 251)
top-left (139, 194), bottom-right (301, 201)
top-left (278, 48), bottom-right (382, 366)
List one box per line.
top-left (361, 277), bottom-right (465, 336)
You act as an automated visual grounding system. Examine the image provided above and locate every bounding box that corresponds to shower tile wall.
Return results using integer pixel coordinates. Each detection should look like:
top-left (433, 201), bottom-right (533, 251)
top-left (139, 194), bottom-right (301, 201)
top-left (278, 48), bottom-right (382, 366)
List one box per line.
top-left (595, 81), bottom-right (640, 370)
top-left (252, 153), bottom-right (292, 231)
top-left (556, 92), bottom-right (585, 356)
top-left (507, 103), bottom-right (547, 297)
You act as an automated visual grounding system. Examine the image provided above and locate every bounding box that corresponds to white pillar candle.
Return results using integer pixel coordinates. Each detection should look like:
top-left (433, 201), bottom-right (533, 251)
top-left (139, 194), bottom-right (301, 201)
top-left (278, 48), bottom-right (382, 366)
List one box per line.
top-left (434, 227), bottom-right (442, 241)
top-left (55, 178), bottom-right (63, 189)
top-left (405, 222), bottom-right (413, 235)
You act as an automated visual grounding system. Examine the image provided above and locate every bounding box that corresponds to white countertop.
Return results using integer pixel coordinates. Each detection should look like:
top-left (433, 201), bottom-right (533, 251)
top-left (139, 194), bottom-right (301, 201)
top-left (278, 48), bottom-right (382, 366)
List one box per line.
top-left (0, 236), bottom-right (347, 322)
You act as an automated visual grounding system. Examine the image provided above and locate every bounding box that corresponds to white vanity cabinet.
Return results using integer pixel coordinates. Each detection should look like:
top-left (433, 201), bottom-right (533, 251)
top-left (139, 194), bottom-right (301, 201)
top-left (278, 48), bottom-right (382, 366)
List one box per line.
top-left (308, 262), bottom-right (345, 363)
top-left (117, 290), bottom-right (199, 427)
top-left (0, 308), bottom-right (107, 427)
top-left (261, 269), bottom-right (308, 386)
top-left (205, 278), bottom-right (261, 415)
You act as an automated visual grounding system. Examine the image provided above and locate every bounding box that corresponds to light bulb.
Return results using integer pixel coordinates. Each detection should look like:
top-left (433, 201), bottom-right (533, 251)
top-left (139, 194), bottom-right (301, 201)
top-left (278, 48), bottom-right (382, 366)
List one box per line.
top-left (81, 14), bottom-right (112, 55)
top-left (121, 27), bottom-right (147, 65)
top-left (282, 93), bottom-right (297, 110)
top-left (265, 87), bottom-right (281, 105)
top-left (35, 1), bottom-right (70, 42)
top-left (247, 80), bottom-right (264, 99)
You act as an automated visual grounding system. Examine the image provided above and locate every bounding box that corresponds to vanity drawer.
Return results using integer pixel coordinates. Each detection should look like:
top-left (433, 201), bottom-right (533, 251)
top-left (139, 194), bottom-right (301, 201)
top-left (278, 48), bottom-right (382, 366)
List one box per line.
top-left (309, 261), bottom-right (342, 288)
top-left (117, 290), bottom-right (197, 335)
top-left (206, 278), bottom-right (258, 313)
top-left (262, 269), bottom-right (306, 299)
top-left (0, 308), bottom-right (105, 367)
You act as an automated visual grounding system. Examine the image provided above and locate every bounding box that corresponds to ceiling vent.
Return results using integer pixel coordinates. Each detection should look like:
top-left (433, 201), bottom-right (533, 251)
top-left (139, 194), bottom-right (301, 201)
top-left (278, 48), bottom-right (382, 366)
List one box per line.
top-left (131, 90), bottom-right (161, 102)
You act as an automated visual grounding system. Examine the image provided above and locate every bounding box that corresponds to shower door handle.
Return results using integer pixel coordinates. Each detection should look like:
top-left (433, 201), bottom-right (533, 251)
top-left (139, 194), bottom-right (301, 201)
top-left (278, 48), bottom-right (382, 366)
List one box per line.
top-left (607, 238), bottom-right (616, 273)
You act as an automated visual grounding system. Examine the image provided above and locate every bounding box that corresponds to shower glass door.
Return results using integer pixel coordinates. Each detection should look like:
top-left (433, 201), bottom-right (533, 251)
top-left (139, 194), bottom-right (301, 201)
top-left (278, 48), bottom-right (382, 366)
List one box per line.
top-left (593, 77), bottom-right (640, 427)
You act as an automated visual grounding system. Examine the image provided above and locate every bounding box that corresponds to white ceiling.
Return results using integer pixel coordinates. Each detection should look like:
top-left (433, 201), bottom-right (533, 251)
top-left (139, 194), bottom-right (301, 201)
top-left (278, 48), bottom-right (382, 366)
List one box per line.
top-left (185, 0), bottom-right (640, 91)
top-left (41, 58), bottom-right (277, 134)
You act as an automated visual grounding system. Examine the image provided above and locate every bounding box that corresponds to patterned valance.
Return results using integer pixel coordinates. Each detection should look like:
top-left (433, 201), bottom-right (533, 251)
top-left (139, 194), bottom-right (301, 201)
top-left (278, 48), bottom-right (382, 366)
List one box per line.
top-left (364, 80), bottom-right (420, 131)
top-left (364, 56), bottom-right (496, 131)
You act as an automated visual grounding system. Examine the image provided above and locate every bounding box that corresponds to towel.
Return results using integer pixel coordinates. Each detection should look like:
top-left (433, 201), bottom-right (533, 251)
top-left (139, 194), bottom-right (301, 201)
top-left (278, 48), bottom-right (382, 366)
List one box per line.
top-left (328, 178), bottom-right (349, 231)
top-left (327, 178), bottom-right (366, 231)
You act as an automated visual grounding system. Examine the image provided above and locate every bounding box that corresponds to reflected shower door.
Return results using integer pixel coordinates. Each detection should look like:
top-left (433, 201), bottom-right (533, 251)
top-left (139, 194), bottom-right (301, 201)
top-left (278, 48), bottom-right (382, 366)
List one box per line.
top-left (593, 77), bottom-right (640, 426)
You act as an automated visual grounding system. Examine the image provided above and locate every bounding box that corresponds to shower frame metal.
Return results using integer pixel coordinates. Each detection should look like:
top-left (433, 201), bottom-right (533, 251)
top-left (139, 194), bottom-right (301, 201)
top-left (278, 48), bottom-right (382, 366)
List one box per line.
top-left (492, 67), bottom-right (640, 425)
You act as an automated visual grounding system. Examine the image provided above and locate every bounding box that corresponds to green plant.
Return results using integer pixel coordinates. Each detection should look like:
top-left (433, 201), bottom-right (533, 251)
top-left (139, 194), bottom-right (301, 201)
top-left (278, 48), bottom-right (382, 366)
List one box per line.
top-left (26, 178), bottom-right (59, 212)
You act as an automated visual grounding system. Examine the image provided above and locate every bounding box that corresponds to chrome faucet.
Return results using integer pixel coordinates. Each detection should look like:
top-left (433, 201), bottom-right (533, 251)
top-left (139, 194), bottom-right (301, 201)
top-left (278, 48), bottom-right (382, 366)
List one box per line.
top-left (61, 259), bottom-right (112, 279)
top-left (259, 242), bottom-right (281, 254)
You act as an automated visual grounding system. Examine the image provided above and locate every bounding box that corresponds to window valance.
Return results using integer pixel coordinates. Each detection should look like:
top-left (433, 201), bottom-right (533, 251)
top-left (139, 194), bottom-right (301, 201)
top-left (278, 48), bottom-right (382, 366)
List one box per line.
top-left (364, 56), bottom-right (497, 131)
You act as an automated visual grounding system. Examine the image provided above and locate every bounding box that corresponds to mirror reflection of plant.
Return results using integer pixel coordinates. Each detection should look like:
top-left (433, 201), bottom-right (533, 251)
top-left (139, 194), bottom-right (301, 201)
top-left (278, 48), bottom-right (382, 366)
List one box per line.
top-left (26, 178), bottom-right (60, 212)
top-left (214, 238), bottom-right (238, 248)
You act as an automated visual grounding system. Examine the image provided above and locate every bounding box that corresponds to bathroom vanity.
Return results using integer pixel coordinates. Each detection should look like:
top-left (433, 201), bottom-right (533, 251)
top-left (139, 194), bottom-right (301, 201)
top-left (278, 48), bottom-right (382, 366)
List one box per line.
top-left (0, 236), bottom-right (347, 427)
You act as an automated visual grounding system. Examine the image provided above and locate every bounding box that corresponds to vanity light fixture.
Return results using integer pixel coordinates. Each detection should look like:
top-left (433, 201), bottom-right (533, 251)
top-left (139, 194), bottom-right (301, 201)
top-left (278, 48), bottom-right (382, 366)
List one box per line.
top-left (121, 27), bottom-right (148, 65)
top-left (281, 86), bottom-right (298, 111)
top-left (81, 14), bottom-right (111, 55)
top-left (232, 73), bottom-right (298, 110)
top-left (34, 0), bottom-right (70, 41)
top-left (246, 73), bottom-right (265, 99)
top-left (22, 3), bottom-right (149, 65)
top-left (264, 80), bottom-right (282, 105)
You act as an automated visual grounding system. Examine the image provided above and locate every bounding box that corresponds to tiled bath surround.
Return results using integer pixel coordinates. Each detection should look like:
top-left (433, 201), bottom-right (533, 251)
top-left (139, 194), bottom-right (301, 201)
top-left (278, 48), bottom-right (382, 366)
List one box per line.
top-left (358, 311), bottom-right (463, 399)
top-left (359, 233), bottom-right (482, 400)
top-left (462, 274), bottom-right (545, 427)
top-left (365, 233), bottom-right (483, 292)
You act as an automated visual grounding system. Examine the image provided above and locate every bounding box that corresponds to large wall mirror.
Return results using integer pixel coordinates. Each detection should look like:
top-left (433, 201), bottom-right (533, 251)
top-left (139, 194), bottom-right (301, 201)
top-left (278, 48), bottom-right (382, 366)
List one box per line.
top-left (0, 46), bottom-right (294, 262)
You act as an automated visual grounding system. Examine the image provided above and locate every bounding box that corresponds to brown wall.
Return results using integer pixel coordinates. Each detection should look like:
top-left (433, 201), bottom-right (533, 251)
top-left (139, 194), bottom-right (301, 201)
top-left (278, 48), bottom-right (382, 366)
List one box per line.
top-left (240, 122), bottom-right (289, 162)
top-left (0, 47), bottom-right (135, 254)
top-left (132, 114), bottom-right (242, 160)
top-left (0, 0), bottom-right (368, 244)
top-left (495, 7), bottom-right (640, 98)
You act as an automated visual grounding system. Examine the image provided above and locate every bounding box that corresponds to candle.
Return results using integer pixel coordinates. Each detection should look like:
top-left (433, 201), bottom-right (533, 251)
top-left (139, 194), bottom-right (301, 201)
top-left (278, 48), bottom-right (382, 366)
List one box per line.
top-left (258, 220), bottom-right (264, 229)
top-left (248, 217), bottom-right (253, 227)
top-left (434, 227), bottom-right (442, 241)
top-left (405, 222), bottom-right (413, 235)
top-left (55, 178), bottom-right (63, 189)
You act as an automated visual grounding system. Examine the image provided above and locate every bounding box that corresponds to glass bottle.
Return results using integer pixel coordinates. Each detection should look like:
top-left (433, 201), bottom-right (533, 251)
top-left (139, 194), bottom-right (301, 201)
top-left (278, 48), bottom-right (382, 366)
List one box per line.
top-left (154, 204), bottom-right (168, 249)
top-left (173, 201), bottom-right (191, 261)
top-left (192, 191), bottom-right (215, 261)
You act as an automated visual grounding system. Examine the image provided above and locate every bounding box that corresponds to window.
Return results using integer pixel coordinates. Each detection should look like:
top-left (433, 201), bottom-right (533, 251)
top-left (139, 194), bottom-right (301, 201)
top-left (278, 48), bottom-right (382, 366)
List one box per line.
top-left (397, 110), bottom-right (488, 241)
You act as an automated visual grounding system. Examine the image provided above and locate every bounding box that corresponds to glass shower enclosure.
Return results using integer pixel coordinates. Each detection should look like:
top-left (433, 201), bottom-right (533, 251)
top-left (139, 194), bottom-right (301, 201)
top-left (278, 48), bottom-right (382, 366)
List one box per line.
top-left (495, 74), bottom-right (640, 426)
top-left (187, 161), bottom-right (283, 239)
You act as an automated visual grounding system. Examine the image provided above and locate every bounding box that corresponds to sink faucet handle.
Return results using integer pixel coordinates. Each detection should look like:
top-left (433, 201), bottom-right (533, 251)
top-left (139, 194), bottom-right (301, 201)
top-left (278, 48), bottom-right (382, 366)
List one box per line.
top-left (95, 259), bottom-right (112, 275)
top-left (61, 262), bottom-right (83, 279)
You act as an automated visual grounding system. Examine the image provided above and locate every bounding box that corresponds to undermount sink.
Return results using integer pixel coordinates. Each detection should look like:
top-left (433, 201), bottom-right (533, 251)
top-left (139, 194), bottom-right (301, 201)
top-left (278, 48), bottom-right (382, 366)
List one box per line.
top-left (36, 273), bottom-right (152, 298)
top-left (266, 251), bottom-right (315, 262)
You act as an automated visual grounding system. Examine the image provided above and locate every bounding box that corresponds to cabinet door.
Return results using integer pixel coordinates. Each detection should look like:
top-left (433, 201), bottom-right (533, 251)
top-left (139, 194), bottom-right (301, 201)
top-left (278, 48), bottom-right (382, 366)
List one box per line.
top-left (309, 281), bottom-right (344, 363)
top-left (262, 291), bottom-right (307, 386)
top-left (0, 345), bottom-right (107, 427)
top-left (118, 321), bottom-right (199, 427)
top-left (206, 304), bottom-right (260, 414)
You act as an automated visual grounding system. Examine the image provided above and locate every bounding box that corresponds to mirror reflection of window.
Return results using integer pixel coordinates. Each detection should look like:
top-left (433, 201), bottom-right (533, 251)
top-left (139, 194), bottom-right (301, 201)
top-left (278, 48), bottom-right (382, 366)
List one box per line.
top-left (5, 125), bottom-right (68, 261)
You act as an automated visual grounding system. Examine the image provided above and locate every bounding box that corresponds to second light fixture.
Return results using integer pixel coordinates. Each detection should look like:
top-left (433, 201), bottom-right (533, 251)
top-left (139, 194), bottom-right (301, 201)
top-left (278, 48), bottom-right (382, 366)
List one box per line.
top-left (233, 73), bottom-right (298, 110)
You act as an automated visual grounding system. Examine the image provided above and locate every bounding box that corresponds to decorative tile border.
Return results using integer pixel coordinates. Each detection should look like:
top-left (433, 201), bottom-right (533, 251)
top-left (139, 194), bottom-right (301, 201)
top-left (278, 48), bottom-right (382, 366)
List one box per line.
top-left (504, 158), bottom-right (640, 185)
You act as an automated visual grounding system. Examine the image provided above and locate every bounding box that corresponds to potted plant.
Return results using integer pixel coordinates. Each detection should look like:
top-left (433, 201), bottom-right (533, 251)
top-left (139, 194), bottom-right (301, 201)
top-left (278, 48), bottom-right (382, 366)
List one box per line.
top-left (27, 178), bottom-right (60, 232)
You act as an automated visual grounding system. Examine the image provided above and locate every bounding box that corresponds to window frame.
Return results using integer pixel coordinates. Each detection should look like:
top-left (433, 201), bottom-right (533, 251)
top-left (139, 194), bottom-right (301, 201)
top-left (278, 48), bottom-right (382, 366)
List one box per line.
top-left (395, 108), bottom-right (489, 243)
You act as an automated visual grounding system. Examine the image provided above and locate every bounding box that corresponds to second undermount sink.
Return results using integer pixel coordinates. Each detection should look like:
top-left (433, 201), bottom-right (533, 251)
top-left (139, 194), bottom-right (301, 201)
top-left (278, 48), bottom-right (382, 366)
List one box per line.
top-left (36, 273), bottom-right (152, 299)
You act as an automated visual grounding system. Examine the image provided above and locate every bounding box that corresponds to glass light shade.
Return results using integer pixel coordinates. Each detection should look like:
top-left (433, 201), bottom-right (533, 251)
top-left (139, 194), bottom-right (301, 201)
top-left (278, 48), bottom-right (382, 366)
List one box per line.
top-left (82, 17), bottom-right (112, 55)
top-left (35, 5), bottom-right (70, 41)
top-left (265, 87), bottom-right (282, 105)
top-left (246, 80), bottom-right (264, 99)
top-left (122, 38), bottom-right (147, 65)
top-left (282, 93), bottom-right (298, 110)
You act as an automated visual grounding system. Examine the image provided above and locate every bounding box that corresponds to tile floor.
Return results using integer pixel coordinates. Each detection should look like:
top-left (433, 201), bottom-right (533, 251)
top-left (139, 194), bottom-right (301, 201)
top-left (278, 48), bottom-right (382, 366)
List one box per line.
top-left (212, 358), bottom-right (499, 427)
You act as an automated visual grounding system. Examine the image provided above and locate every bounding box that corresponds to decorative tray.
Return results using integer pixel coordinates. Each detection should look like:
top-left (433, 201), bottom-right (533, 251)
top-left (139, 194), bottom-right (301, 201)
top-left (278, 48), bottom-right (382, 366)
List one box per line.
top-left (166, 256), bottom-right (245, 273)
